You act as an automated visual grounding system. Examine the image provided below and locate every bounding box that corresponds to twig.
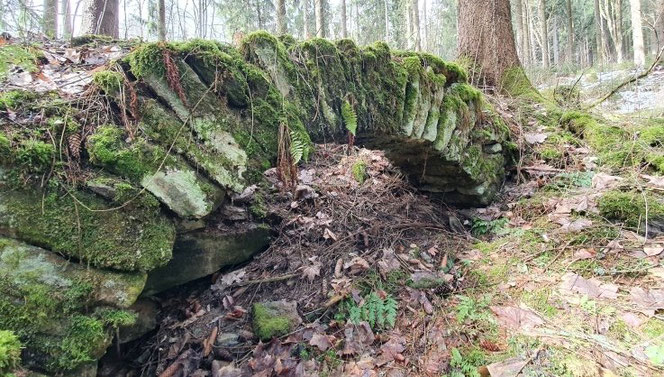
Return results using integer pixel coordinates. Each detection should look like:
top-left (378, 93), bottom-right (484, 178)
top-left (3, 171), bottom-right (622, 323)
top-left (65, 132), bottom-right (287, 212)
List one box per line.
top-left (586, 45), bottom-right (664, 110)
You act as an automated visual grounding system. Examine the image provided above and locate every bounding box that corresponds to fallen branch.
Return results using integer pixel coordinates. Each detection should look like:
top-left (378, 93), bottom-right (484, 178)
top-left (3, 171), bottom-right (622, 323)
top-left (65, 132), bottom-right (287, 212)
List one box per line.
top-left (586, 46), bottom-right (664, 110)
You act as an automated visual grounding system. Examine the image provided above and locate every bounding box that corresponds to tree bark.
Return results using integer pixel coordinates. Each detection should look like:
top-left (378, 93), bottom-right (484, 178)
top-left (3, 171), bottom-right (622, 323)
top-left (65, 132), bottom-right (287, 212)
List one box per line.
top-left (553, 15), bottom-right (559, 65)
top-left (276, 0), bottom-right (286, 34)
top-left (384, 0), bottom-right (389, 42)
top-left (303, 0), bottom-right (310, 38)
top-left (315, 0), bottom-right (325, 37)
top-left (158, 0), bottom-right (166, 40)
top-left (630, 0), bottom-right (645, 65)
top-left (594, 0), bottom-right (604, 64)
top-left (566, 0), bottom-right (574, 62)
top-left (340, 0), bottom-right (347, 37)
top-left (411, 0), bottom-right (421, 51)
top-left (62, 0), bottom-right (72, 38)
top-left (523, 0), bottom-right (533, 65)
top-left (43, 0), bottom-right (58, 37)
top-left (82, 0), bottom-right (119, 37)
top-left (457, 0), bottom-right (529, 91)
top-left (538, 0), bottom-right (549, 67)
top-left (655, 0), bottom-right (664, 51)
top-left (514, 0), bottom-right (525, 61)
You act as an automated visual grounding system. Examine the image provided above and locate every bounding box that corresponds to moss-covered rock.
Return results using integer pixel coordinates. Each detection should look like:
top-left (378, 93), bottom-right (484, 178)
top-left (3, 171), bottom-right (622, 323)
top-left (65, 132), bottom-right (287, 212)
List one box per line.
top-left (0, 329), bottom-right (21, 374)
top-left (598, 190), bottom-right (664, 236)
top-left (252, 300), bottom-right (301, 341)
top-left (0, 181), bottom-right (175, 272)
top-left (0, 238), bottom-right (141, 373)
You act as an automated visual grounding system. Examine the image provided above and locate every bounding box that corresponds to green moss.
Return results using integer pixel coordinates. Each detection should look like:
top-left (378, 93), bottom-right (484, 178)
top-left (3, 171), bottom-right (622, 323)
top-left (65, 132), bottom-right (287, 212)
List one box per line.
top-left (15, 140), bottom-right (54, 173)
top-left (351, 160), bottom-right (368, 184)
top-left (92, 70), bottom-right (124, 94)
top-left (598, 190), bottom-right (664, 230)
top-left (126, 43), bottom-right (167, 78)
top-left (449, 82), bottom-right (481, 102)
top-left (0, 330), bottom-right (21, 374)
top-left (0, 45), bottom-right (40, 80)
top-left (252, 303), bottom-right (292, 341)
top-left (0, 187), bottom-right (174, 271)
top-left (641, 318), bottom-right (664, 339)
top-left (0, 90), bottom-right (37, 111)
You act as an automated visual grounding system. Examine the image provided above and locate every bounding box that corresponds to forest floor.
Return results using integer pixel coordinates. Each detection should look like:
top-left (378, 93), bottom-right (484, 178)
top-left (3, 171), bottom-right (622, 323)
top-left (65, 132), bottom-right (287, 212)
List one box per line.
top-left (112, 78), bottom-right (664, 376)
top-left (4, 39), bottom-right (664, 377)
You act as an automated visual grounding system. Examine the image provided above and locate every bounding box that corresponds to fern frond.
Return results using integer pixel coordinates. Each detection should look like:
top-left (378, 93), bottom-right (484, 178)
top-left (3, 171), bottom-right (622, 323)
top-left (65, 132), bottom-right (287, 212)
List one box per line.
top-left (342, 100), bottom-right (358, 136)
top-left (289, 129), bottom-right (306, 164)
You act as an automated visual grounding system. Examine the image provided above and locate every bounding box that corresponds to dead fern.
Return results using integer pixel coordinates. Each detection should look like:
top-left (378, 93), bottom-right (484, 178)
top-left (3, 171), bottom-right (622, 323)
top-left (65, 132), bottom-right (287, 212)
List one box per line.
top-left (162, 48), bottom-right (188, 107)
top-left (277, 120), bottom-right (298, 191)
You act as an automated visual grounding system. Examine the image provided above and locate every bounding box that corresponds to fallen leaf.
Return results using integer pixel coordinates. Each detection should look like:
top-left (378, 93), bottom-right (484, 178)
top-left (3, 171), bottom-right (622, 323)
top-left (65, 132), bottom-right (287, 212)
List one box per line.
top-left (621, 312), bottom-right (646, 328)
top-left (344, 256), bottom-right (370, 274)
top-left (630, 287), bottom-right (664, 316)
top-left (486, 356), bottom-right (529, 377)
top-left (309, 333), bottom-right (333, 351)
top-left (573, 248), bottom-right (596, 260)
top-left (301, 262), bottom-right (322, 282)
top-left (203, 326), bottom-right (218, 357)
top-left (644, 244), bottom-right (664, 256)
top-left (559, 272), bottom-right (618, 299)
top-left (524, 132), bottom-right (548, 144)
top-left (560, 218), bottom-right (593, 233)
top-left (490, 305), bottom-right (544, 330)
top-left (323, 227), bottom-right (338, 242)
top-left (341, 322), bottom-right (375, 356)
top-left (592, 173), bottom-right (623, 190)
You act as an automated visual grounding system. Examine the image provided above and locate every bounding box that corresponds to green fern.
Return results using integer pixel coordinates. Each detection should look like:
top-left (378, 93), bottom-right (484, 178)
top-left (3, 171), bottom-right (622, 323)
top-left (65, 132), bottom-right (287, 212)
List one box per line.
top-left (289, 129), bottom-right (307, 164)
top-left (345, 291), bottom-right (398, 330)
top-left (341, 100), bottom-right (358, 136)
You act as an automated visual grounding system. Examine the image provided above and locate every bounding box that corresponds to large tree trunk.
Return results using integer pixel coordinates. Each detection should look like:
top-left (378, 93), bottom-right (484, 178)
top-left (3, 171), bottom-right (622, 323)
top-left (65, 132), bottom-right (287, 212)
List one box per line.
top-left (411, 0), bottom-right (421, 51)
top-left (276, 0), bottom-right (286, 34)
top-left (553, 15), bottom-right (559, 65)
top-left (158, 0), bottom-right (166, 40)
top-left (538, 0), bottom-right (549, 67)
top-left (315, 0), bottom-right (325, 37)
top-left (62, 0), bottom-right (72, 38)
top-left (630, 0), bottom-right (645, 65)
top-left (514, 0), bottom-right (525, 61)
top-left (43, 0), bottom-right (58, 37)
top-left (458, 0), bottom-right (528, 91)
top-left (594, 0), bottom-right (604, 64)
top-left (524, 0), bottom-right (534, 65)
top-left (340, 0), bottom-right (347, 37)
top-left (82, 0), bottom-right (119, 37)
top-left (655, 0), bottom-right (664, 51)
top-left (303, 0), bottom-right (310, 38)
top-left (566, 0), bottom-right (574, 62)
top-left (384, 0), bottom-right (389, 41)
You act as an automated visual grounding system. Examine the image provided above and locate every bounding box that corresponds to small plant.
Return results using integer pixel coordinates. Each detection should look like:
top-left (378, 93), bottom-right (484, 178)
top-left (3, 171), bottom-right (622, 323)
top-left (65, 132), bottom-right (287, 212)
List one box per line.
top-left (351, 160), bottom-right (368, 184)
top-left (455, 295), bottom-right (493, 324)
top-left (470, 217), bottom-right (508, 236)
top-left (342, 291), bottom-right (398, 331)
top-left (446, 348), bottom-right (481, 377)
top-left (0, 330), bottom-right (22, 375)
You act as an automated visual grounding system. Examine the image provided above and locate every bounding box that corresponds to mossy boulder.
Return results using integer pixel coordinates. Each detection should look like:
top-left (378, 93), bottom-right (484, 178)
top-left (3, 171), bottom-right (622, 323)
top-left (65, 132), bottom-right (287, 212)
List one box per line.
top-left (0, 330), bottom-right (21, 375)
top-left (598, 190), bottom-right (664, 236)
top-left (0, 238), bottom-right (141, 373)
top-left (252, 300), bottom-right (301, 341)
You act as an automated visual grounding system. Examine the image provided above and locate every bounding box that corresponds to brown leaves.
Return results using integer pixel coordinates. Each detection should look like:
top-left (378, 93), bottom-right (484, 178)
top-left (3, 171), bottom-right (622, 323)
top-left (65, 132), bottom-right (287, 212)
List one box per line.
top-left (344, 256), bottom-right (370, 275)
top-left (486, 356), bottom-right (531, 377)
top-left (162, 47), bottom-right (188, 107)
top-left (309, 332), bottom-right (334, 351)
top-left (629, 287), bottom-right (664, 316)
top-left (490, 305), bottom-right (544, 330)
top-left (300, 258), bottom-right (322, 282)
top-left (202, 326), bottom-right (218, 357)
top-left (341, 322), bottom-right (375, 356)
top-left (559, 272), bottom-right (618, 299)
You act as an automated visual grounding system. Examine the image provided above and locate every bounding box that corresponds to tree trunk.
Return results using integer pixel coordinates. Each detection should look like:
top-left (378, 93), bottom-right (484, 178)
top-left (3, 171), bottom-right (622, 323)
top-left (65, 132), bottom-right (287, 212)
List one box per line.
top-left (422, 0), bottom-right (427, 50)
top-left (457, 0), bottom-right (529, 91)
top-left (656, 0), bottom-right (664, 51)
top-left (514, 0), bottom-right (524, 60)
top-left (522, 0), bottom-right (532, 65)
top-left (82, 0), bottom-right (119, 37)
top-left (594, 0), bottom-right (604, 64)
top-left (384, 0), bottom-right (389, 42)
top-left (158, 0), bottom-right (166, 40)
top-left (553, 15), bottom-right (559, 65)
top-left (566, 0), bottom-right (574, 62)
top-left (62, 0), bottom-right (72, 38)
top-left (43, 0), bottom-right (58, 37)
top-left (538, 0), bottom-right (549, 67)
top-left (315, 0), bottom-right (325, 37)
top-left (411, 0), bottom-right (421, 51)
top-left (276, 0), bottom-right (286, 34)
top-left (630, 0), bottom-right (645, 65)
top-left (303, 0), bottom-right (310, 38)
top-left (340, 0), bottom-right (347, 37)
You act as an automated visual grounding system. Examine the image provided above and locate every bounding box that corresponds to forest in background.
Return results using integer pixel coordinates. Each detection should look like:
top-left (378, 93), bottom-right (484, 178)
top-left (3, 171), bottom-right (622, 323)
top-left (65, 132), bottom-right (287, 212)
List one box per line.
top-left (0, 0), bottom-right (663, 70)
